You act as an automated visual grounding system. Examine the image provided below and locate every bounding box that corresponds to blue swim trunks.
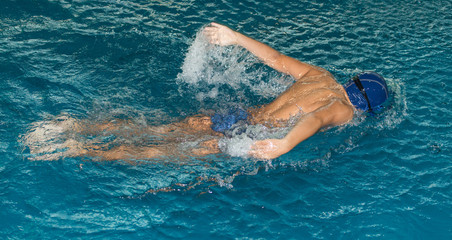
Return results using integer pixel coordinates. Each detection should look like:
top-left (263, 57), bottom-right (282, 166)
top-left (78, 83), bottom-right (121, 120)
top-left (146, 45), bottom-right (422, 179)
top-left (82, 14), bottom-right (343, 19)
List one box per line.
top-left (211, 108), bottom-right (248, 134)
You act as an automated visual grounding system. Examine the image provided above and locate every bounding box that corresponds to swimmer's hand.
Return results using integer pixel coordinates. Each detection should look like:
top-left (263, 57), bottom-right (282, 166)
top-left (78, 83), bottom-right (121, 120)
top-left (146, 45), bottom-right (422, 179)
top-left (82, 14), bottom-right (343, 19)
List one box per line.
top-left (249, 139), bottom-right (290, 160)
top-left (204, 22), bottom-right (238, 46)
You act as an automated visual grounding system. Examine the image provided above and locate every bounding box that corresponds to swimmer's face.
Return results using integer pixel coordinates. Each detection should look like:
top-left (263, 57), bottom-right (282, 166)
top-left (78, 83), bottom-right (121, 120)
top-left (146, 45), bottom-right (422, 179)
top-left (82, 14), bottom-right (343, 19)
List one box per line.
top-left (187, 115), bottom-right (213, 131)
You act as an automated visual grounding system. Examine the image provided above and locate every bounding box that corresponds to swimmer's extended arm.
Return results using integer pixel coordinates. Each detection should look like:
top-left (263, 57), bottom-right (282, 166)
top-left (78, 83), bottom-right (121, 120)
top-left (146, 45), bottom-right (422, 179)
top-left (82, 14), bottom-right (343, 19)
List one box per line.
top-left (249, 101), bottom-right (353, 159)
top-left (204, 22), bottom-right (322, 80)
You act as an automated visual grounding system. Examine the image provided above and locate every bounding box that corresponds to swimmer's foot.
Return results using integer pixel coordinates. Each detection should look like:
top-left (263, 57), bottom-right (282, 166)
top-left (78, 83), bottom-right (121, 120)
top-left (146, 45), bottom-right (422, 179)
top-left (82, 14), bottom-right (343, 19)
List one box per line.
top-left (22, 114), bottom-right (84, 159)
top-left (23, 114), bottom-right (81, 145)
top-left (28, 139), bottom-right (88, 161)
top-left (24, 121), bottom-right (65, 145)
top-left (54, 114), bottom-right (81, 132)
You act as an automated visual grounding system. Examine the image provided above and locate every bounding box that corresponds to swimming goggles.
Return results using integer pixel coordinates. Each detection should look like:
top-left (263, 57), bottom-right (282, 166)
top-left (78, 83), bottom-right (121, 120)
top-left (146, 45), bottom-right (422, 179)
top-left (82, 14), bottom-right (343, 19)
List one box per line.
top-left (352, 75), bottom-right (373, 113)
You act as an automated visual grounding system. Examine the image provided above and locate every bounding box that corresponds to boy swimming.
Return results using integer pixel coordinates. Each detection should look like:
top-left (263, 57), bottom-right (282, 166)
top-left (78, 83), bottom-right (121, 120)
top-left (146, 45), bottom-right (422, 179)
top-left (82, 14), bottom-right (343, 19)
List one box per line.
top-left (23, 22), bottom-right (388, 161)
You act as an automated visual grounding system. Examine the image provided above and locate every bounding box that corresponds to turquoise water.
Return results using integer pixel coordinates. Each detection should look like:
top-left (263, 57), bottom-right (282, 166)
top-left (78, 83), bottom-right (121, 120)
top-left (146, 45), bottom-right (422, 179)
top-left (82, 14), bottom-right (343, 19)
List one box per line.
top-left (1, 0), bottom-right (451, 239)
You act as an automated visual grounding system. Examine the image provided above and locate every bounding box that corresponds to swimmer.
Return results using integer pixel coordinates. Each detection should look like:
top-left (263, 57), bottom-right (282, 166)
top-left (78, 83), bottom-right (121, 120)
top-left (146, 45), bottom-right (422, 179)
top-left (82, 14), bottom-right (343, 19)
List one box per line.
top-left (23, 22), bottom-right (388, 161)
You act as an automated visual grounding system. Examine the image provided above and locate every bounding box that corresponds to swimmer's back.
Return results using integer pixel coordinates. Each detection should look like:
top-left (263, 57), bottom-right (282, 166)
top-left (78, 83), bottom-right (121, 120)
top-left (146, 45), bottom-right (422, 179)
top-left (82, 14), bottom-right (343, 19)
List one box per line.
top-left (250, 70), bottom-right (352, 124)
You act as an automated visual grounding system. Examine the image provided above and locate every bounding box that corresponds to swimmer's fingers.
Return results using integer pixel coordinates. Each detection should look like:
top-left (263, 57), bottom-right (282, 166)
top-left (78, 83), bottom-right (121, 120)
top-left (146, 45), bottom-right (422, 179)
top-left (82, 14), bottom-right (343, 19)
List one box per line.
top-left (210, 22), bottom-right (223, 28)
top-left (203, 26), bottom-right (223, 45)
top-left (248, 150), bottom-right (264, 159)
top-left (249, 139), bottom-right (289, 160)
top-left (204, 22), bottom-right (222, 31)
top-left (203, 22), bottom-right (237, 46)
top-left (249, 140), bottom-right (275, 159)
top-left (204, 32), bottom-right (221, 45)
top-left (250, 139), bottom-right (272, 149)
top-left (248, 146), bottom-right (265, 159)
top-left (204, 22), bottom-right (226, 32)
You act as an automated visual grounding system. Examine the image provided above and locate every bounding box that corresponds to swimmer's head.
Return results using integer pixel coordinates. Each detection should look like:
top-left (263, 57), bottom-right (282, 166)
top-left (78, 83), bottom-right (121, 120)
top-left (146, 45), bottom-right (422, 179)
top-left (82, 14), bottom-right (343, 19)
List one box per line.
top-left (344, 72), bottom-right (389, 113)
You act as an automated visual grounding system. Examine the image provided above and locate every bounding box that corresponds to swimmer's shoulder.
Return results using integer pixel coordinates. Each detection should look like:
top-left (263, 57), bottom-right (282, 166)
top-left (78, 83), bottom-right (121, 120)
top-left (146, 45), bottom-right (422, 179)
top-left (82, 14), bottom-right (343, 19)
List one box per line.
top-left (298, 65), bottom-right (336, 82)
top-left (323, 98), bottom-right (355, 126)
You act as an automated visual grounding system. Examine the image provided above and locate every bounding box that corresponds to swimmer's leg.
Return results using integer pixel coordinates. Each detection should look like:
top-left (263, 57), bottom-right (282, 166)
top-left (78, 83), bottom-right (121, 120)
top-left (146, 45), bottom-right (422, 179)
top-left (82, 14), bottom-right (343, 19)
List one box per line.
top-left (23, 115), bottom-right (80, 145)
top-left (76, 119), bottom-right (137, 135)
top-left (83, 145), bottom-right (168, 161)
top-left (77, 114), bottom-right (215, 136)
top-left (79, 119), bottom-right (180, 136)
top-left (76, 139), bottom-right (220, 161)
top-left (24, 114), bottom-right (220, 161)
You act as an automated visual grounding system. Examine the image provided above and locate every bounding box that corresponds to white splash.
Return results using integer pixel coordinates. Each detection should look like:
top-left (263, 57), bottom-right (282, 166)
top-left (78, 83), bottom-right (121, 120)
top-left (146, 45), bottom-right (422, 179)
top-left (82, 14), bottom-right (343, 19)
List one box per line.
top-left (177, 27), bottom-right (293, 103)
top-left (218, 124), bottom-right (290, 158)
top-left (219, 134), bottom-right (254, 157)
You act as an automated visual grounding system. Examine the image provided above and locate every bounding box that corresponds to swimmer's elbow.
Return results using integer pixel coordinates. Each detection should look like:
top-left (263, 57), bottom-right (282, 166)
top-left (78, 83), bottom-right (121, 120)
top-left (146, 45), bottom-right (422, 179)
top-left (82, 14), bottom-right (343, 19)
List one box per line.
top-left (269, 52), bottom-right (285, 68)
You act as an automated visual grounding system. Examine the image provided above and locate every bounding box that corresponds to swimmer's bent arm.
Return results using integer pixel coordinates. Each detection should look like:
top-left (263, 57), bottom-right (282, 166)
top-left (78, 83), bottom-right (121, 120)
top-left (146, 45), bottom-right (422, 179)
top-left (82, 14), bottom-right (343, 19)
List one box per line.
top-left (249, 101), bottom-right (353, 159)
top-left (204, 22), bottom-right (323, 80)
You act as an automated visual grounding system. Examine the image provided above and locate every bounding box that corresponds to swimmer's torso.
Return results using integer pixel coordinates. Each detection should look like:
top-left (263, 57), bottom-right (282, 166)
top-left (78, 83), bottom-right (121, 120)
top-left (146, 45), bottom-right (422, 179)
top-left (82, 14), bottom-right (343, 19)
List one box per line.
top-left (249, 70), bottom-right (353, 125)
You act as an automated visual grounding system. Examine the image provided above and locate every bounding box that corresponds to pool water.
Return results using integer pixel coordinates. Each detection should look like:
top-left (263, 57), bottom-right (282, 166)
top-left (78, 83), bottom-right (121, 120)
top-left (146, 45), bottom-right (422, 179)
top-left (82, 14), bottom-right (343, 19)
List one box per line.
top-left (1, 0), bottom-right (451, 239)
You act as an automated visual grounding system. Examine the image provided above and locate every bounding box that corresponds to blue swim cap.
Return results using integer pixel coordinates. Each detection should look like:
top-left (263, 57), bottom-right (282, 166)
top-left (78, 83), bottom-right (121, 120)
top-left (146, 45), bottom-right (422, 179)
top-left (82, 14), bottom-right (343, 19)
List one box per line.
top-left (344, 72), bottom-right (389, 112)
